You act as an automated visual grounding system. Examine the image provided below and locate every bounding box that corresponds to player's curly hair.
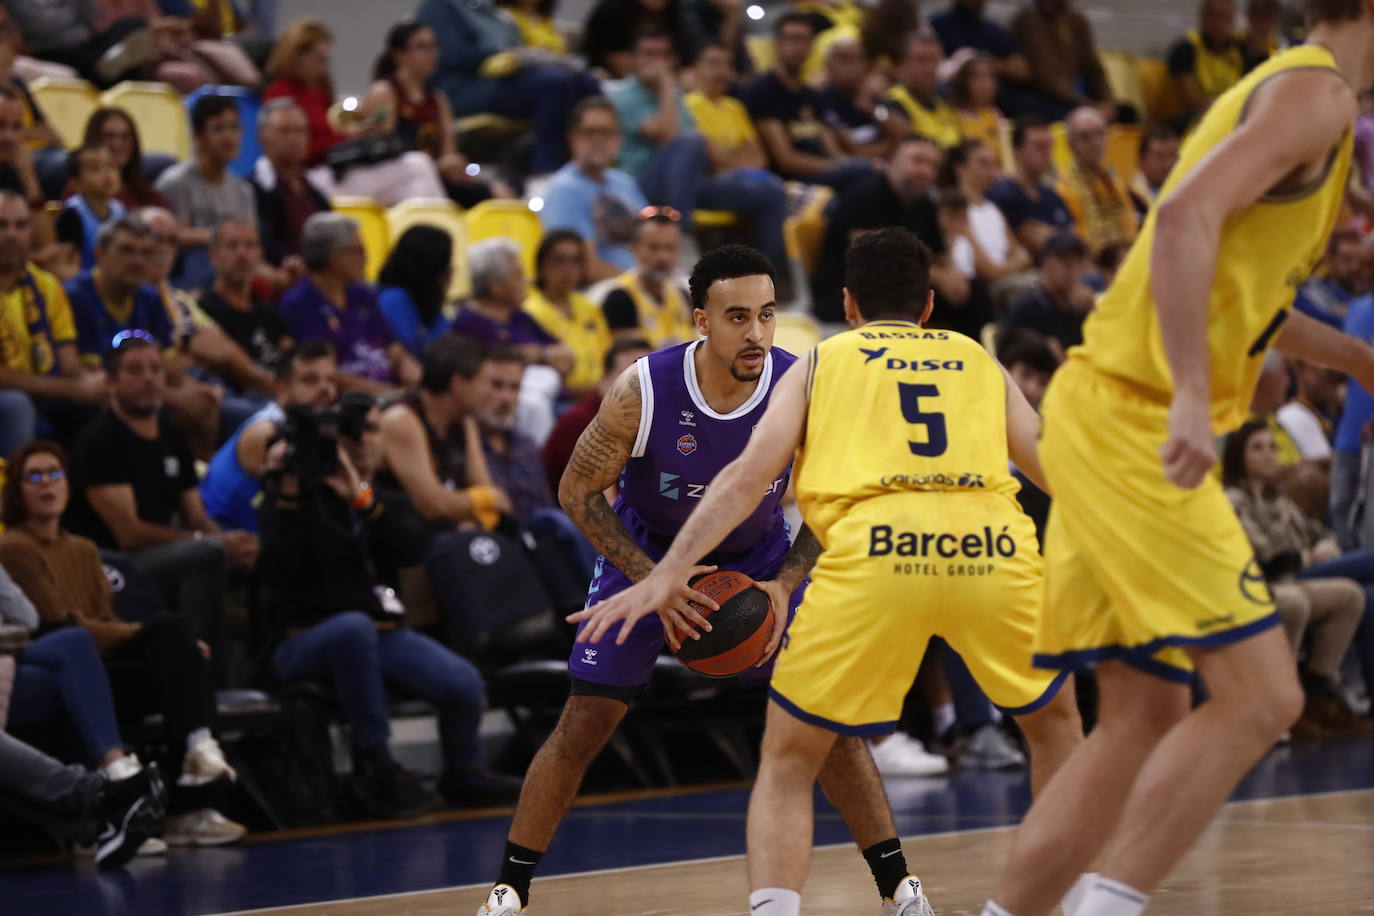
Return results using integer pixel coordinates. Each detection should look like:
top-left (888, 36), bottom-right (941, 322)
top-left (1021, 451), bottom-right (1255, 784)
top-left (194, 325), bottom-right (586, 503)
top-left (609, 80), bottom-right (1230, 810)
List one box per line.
top-left (844, 228), bottom-right (932, 322)
top-left (1306, 0), bottom-right (1364, 24)
top-left (688, 244), bottom-right (776, 311)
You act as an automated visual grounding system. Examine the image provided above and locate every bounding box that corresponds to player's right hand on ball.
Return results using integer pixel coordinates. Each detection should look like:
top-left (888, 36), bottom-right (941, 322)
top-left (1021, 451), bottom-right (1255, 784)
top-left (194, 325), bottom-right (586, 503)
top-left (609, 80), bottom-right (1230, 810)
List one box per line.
top-left (1160, 394), bottom-right (1216, 489)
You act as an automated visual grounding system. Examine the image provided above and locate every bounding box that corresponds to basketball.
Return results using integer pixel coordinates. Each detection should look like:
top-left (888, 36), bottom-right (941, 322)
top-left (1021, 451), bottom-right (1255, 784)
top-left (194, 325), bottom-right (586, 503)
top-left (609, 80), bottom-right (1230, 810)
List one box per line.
top-left (671, 570), bottom-right (776, 678)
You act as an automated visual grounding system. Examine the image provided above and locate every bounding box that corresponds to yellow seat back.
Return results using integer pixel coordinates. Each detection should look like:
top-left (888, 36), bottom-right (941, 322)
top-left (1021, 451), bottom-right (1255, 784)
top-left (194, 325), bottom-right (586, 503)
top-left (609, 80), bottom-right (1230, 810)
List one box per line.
top-left (100, 81), bottom-right (190, 160)
top-left (773, 311), bottom-right (822, 356)
top-left (330, 197), bottom-right (390, 281)
top-left (783, 185), bottom-right (832, 277)
top-left (464, 199), bottom-right (544, 277)
top-left (28, 77), bottom-right (100, 149)
top-left (747, 35), bottom-right (777, 74)
top-left (387, 198), bottom-right (471, 300)
top-left (1136, 56), bottom-right (1182, 126)
top-left (1098, 50), bottom-right (1148, 119)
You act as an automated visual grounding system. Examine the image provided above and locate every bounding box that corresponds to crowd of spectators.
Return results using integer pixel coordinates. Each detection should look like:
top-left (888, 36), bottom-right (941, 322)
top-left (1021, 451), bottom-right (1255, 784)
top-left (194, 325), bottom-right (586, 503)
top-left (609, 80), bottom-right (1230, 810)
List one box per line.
top-left (1, 0), bottom-right (1372, 866)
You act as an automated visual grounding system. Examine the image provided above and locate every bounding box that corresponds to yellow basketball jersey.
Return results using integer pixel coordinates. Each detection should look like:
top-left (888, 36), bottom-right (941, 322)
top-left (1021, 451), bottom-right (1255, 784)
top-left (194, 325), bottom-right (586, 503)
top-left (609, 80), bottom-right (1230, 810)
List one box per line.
top-left (795, 321), bottom-right (1020, 543)
top-left (1076, 44), bottom-right (1352, 434)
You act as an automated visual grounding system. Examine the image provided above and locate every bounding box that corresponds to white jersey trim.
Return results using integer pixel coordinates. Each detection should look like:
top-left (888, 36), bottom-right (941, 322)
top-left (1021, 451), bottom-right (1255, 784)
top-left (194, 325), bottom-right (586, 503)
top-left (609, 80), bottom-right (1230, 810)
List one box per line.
top-left (630, 356), bottom-right (654, 458)
top-left (682, 339), bottom-right (773, 420)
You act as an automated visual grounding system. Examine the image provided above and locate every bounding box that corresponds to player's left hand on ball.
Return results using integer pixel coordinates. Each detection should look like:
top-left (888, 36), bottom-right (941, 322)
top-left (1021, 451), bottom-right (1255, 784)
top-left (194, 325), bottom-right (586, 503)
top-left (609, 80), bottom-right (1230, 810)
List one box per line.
top-left (568, 565), bottom-right (719, 647)
top-left (752, 579), bottom-right (790, 666)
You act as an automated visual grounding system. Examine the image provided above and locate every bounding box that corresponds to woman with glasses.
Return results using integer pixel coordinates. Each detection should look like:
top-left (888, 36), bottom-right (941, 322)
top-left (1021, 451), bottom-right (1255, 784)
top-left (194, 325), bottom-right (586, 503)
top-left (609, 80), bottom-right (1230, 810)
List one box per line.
top-left (0, 440), bottom-right (247, 847)
top-left (523, 229), bottom-right (611, 394)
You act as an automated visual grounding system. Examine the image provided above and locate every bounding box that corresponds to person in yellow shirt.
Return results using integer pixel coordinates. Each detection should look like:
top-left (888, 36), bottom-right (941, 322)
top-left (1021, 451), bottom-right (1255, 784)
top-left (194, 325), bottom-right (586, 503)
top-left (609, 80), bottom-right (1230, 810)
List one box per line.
top-left (883, 32), bottom-right (962, 150)
top-left (501, 0), bottom-right (567, 53)
top-left (524, 229), bottom-right (611, 394)
top-left (686, 44), bottom-right (770, 176)
top-left (600, 212), bottom-right (695, 349)
top-left (1055, 105), bottom-right (1138, 255)
top-left (950, 53), bottom-right (1003, 152)
top-left (0, 192), bottom-right (106, 457)
top-left (985, 13), bottom-right (1374, 916)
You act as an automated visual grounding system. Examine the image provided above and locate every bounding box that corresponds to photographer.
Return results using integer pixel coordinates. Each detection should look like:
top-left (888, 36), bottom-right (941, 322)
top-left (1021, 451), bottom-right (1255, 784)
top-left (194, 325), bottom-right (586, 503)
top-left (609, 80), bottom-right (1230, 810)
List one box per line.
top-left (201, 341), bottom-right (338, 533)
top-left (258, 394), bottom-right (510, 816)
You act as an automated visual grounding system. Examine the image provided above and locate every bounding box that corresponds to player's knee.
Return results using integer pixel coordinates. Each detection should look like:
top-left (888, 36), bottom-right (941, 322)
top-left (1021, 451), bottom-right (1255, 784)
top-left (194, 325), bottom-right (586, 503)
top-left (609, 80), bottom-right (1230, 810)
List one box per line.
top-left (1016, 688), bottom-right (1081, 746)
top-left (549, 696), bottom-right (627, 762)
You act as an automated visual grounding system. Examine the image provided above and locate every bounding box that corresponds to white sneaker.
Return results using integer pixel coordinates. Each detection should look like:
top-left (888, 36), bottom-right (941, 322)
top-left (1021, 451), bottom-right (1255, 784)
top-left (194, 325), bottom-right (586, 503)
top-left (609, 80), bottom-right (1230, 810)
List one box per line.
top-left (163, 808), bottom-right (246, 846)
top-left (178, 737), bottom-right (236, 787)
top-left (869, 733), bottom-right (950, 777)
top-left (477, 883), bottom-right (526, 914)
top-left (960, 723), bottom-right (1026, 770)
top-left (883, 875), bottom-right (935, 916)
top-left (101, 753), bottom-right (143, 782)
top-left (137, 836), bottom-right (168, 856)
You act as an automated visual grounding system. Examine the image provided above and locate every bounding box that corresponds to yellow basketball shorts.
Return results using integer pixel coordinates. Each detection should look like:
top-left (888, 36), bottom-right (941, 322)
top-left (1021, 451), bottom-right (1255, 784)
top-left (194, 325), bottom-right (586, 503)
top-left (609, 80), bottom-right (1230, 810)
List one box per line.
top-left (769, 491), bottom-right (1067, 736)
top-left (1034, 360), bottom-right (1280, 683)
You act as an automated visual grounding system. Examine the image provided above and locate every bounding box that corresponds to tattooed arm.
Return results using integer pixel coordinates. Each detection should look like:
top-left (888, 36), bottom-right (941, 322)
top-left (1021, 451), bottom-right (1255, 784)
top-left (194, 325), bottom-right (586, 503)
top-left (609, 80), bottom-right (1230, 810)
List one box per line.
top-left (558, 364), bottom-right (656, 583)
top-left (774, 524), bottom-right (822, 592)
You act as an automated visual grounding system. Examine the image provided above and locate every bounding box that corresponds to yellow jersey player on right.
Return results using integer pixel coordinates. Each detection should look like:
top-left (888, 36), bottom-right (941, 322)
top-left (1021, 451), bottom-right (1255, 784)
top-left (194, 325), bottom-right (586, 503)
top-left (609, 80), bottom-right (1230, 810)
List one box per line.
top-left (985, 6), bottom-right (1374, 916)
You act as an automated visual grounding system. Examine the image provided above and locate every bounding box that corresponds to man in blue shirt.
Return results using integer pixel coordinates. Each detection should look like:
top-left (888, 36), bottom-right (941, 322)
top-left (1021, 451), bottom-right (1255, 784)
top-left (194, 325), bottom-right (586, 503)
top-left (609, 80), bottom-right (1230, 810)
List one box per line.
top-left (987, 115), bottom-right (1074, 257)
top-left (1331, 290), bottom-right (1374, 548)
top-left (1295, 231), bottom-right (1366, 330)
top-left (540, 98), bottom-right (648, 283)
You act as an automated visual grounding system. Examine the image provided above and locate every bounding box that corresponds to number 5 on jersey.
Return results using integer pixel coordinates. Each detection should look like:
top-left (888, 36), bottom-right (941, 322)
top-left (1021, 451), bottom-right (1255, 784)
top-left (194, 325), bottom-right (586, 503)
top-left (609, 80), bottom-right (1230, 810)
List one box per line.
top-left (898, 383), bottom-right (948, 457)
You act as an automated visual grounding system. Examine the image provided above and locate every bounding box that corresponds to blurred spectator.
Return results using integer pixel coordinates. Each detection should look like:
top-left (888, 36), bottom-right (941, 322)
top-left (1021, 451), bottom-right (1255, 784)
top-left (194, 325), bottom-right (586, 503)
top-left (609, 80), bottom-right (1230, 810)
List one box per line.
top-left (1222, 421), bottom-right (1373, 735)
top-left (1000, 232), bottom-right (1092, 359)
top-left (155, 95), bottom-right (257, 290)
top-left (415, 0), bottom-right (589, 176)
top-left (582, 0), bottom-right (733, 80)
top-left (611, 34), bottom-right (787, 279)
top-left (0, 439), bottom-right (246, 846)
top-left (66, 217), bottom-right (172, 361)
top-left (258, 395), bottom-right (506, 813)
top-left (950, 53), bottom-right (1001, 150)
top-left (860, 0), bottom-right (925, 70)
top-left (0, 6), bottom-right (67, 199)
top-left (540, 97), bottom-right (647, 283)
top-left (0, 193), bottom-right (107, 458)
top-left (362, 21), bottom-right (498, 210)
top-left (1055, 106), bottom-right (1138, 254)
top-left (541, 335), bottom-right (651, 493)
top-left (200, 340), bottom-right (337, 532)
top-left (1009, 0), bottom-right (1116, 123)
top-left (883, 32), bottom-right (963, 150)
top-left (140, 4), bottom-right (262, 94)
top-left (930, 0), bottom-right (1034, 113)
top-left (377, 335), bottom-right (513, 529)
top-left (1332, 291), bottom-right (1374, 548)
top-left (686, 43), bottom-right (770, 174)
top-left (1093, 241), bottom-right (1128, 291)
top-left (251, 98), bottom-right (332, 269)
top-left (1295, 232), bottom-right (1365, 331)
top-left (816, 36), bottom-right (896, 160)
top-left (811, 135), bottom-right (969, 324)
top-left (58, 146), bottom-right (127, 270)
top-left (8, 0), bottom-right (154, 87)
top-left (941, 139), bottom-right (1031, 291)
top-left (263, 19), bottom-right (446, 206)
top-left (1276, 359), bottom-right (1341, 463)
top-left (198, 220), bottom-right (293, 374)
top-left (745, 13), bottom-right (871, 190)
top-left (0, 87), bottom-right (43, 205)
top-left (1249, 351), bottom-right (1303, 467)
top-left (377, 225), bottom-right (455, 360)
top-left (524, 230), bottom-right (611, 395)
top-left (1241, 0), bottom-right (1283, 70)
top-left (997, 326), bottom-right (1058, 410)
top-left (601, 212), bottom-right (693, 347)
top-left (1130, 126), bottom-right (1181, 219)
top-left (987, 115), bottom-right (1073, 257)
top-left (501, 0), bottom-right (567, 53)
top-left (278, 212), bottom-right (421, 393)
top-left (1168, 0), bottom-right (1244, 128)
top-left (82, 108), bottom-right (170, 211)
top-left (64, 336), bottom-right (257, 663)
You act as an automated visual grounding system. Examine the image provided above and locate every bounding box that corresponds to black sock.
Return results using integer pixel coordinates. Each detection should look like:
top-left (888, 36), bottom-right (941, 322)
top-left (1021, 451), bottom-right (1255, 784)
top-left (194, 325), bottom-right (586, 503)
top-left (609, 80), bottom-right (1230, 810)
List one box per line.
top-left (862, 837), bottom-right (909, 899)
top-left (498, 840), bottom-right (543, 905)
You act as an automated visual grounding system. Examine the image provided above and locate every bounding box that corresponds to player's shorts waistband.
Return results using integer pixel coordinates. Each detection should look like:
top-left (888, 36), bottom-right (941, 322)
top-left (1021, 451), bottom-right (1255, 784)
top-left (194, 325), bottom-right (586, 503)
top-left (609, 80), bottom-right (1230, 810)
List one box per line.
top-left (1059, 355), bottom-right (1172, 409)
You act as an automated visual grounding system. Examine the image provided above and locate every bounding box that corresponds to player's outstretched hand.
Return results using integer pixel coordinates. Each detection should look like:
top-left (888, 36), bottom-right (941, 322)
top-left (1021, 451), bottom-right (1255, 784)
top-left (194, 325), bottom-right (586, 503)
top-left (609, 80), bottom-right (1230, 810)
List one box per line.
top-left (568, 565), bottom-right (720, 648)
top-left (752, 579), bottom-right (790, 666)
top-left (1161, 393), bottom-right (1215, 489)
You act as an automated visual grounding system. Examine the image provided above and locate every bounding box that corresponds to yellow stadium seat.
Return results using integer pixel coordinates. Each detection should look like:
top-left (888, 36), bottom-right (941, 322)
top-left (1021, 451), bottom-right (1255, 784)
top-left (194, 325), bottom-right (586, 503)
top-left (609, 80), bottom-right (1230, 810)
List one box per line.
top-left (1136, 56), bottom-right (1181, 127)
top-left (1098, 50), bottom-right (1148, 120)
top-left (747, 35), bottom-right (776, 74)
top-left (773, 311), bottom-right (822, 356)
top-left (28, 77), bottom-right (100, 149)
top-left (100, 81), bottom-right (190, 160)
top-left (998, 117), bottom-right (1015, 172)
top-left (693, 210), bottom-right (738, 229)
top-left (330, 196), bottom-right (390, 280)
top-left (387, 198), bottom-right (471, 300)
top-left (783, 185), bottom-right (832, 277)
top-left (464, 199), bottom-right (543, 277)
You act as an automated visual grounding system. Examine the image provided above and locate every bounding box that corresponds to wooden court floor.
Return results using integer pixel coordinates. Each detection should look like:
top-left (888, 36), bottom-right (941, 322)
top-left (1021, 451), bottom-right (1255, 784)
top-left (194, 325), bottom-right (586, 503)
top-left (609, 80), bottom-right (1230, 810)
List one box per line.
top-left (218, 789), bottom-right (1374, 915)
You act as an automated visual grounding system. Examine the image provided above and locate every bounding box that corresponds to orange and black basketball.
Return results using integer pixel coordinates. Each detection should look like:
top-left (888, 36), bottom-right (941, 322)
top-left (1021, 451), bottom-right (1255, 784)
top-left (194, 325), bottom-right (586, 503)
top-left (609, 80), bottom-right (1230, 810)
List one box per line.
top-left (672, 570), bottom-right (775, 678)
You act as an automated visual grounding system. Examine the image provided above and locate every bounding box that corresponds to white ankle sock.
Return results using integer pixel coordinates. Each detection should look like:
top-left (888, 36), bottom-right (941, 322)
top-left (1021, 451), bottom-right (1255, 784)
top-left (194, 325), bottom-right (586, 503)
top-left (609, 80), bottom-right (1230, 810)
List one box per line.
top-left (749, 887), bottom-right (801, 916)
top-left (1075, 877), bottom-right (1147, 916)
top-left (933, 702), bottom-right (957, 734)
top-left (1062, 872), bottom-right (1097, 915)
top-left (186, 727), bottom-right (212, 751)
top-left (981, 902), bottom-right (1018, 916)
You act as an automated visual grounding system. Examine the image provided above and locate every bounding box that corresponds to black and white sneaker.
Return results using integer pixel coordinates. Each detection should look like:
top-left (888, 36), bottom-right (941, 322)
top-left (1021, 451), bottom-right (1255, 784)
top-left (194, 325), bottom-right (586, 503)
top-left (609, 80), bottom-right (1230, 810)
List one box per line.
top-left (93, 763), bottom-right (165, 868)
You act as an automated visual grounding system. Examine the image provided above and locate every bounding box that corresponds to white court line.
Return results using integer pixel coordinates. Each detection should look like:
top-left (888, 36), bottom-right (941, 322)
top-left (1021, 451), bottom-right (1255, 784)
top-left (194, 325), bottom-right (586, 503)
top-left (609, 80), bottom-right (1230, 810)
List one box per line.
top-left (207, 786), bottom-right (1374, 916)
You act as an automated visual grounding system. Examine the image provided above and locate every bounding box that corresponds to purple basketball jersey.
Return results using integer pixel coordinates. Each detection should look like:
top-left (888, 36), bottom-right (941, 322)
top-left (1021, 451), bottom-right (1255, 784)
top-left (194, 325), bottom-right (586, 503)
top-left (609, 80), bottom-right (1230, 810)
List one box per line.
top-left (572, 340), bottom-right (801, 688)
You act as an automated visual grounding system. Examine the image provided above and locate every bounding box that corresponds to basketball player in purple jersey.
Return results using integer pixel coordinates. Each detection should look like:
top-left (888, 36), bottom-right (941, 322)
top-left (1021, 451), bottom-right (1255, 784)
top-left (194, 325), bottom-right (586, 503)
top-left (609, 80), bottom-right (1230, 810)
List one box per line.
top-left (477, 246), bottom-right (934, 916)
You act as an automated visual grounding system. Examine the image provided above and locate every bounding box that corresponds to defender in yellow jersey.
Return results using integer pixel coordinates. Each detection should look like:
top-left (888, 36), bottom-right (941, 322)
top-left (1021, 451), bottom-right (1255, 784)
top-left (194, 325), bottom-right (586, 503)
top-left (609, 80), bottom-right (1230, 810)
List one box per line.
top-left (985, 6), bottom-right (1374, 916)
top-left (572, 230), bottom-right (1082, 916)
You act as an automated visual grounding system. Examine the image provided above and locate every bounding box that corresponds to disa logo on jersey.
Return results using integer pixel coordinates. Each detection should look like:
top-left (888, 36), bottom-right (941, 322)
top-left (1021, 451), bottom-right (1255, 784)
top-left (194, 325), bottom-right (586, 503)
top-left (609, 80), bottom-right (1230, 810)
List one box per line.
top-left (879, 358), bottom-right (965, 372)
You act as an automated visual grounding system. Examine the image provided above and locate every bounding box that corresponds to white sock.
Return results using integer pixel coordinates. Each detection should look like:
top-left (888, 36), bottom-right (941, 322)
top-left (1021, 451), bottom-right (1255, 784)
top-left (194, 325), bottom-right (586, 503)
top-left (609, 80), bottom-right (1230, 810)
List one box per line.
top-left (749, 887), bottom-right (800, 916)
top-left (101, 753), bottom-right (142, 781)
top-left (933, 702), bottom-right (957, 735)
top-left (1076, 877), bottom-right (1147, 916)
top-left (981, 902), bottom-right (1018, 916)
top-left (1062, 872), bottom-right (1097, 915)
top-left (186, 727), bottom-right (212, 751)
